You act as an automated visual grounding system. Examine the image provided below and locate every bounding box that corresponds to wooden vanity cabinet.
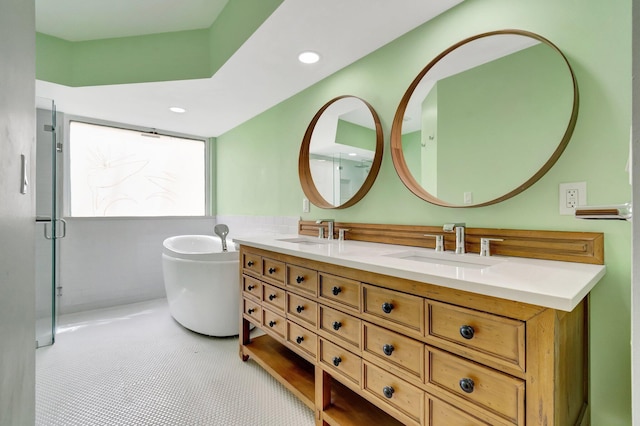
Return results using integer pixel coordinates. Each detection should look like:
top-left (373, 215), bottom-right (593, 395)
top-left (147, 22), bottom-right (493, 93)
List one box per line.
top-left (239, 245), bottom-right (589, 426)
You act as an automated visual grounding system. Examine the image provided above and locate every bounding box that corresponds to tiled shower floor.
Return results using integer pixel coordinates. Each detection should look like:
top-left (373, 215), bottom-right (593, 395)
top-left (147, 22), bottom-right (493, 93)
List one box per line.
top-left (36, 298), bottom-right (314, 425)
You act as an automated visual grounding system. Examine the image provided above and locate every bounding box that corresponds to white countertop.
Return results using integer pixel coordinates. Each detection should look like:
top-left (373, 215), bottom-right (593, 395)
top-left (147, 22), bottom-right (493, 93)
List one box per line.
top-left (234, 234), bottom-right (607, 312)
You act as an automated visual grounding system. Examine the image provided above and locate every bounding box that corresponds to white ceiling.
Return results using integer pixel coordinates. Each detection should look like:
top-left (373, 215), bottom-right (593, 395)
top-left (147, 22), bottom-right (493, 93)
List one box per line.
top-left (35, 0), bottom-right (464, 138)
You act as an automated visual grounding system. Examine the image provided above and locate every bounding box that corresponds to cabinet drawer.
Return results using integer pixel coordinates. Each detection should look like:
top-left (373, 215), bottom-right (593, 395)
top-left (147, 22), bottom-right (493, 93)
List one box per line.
top-left (242, 275), bottom-right (262, 301)
top-left (262, 309), bottom-right (286, 339)
top-left (363, 284), bottom-right (424, 334)
top-left (427, 396), bottom-right (495, 426)
top-left (242, 252), bottom-right (261, 275)
top-left (287, 293), bottom-right (317, 328)
top-left (319, 338), bottom-right (361, 386)
top-left (318, 273), bottom-right (361, 312)
top-left (287, 320), bottom-right (317, 360)
top-left (363, 322), bottom-right (424, 381)
top-left (262, 283), bottom-right (286, 314)
top-left (428, 301), bottom-right (525, 371)
top-left (262, 258), bottom-right (285, 284)
top-left (286, 264), bottom-right (318, 297)
top-left (363, 361), bottom-right (423, 426)
top-left (243, 298), bottom-right (262, 323)
top-left (428, 347), bottom-right (525, 425)
top-left (318, 305), bottom-right (361, 351)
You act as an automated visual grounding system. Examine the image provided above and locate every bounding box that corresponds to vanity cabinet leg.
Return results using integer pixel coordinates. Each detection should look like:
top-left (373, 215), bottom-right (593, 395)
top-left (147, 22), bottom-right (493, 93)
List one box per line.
top-left (239, 348), bottom-right (249, 362)
top-left (315, 366), bottom-right (331, 425)
top-left (239, 318), bottom-right (251, 361)
top-left (526, 301), bottom-right (588, 425)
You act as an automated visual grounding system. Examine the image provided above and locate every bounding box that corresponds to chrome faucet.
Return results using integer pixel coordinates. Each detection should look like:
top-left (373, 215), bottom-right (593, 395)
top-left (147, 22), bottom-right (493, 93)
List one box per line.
top-left (480, 237), bottom-right (503, 257)
top-left (338, 228), bottom-right (350, 241)
top-left (443, 223), bottom-right (465, 254)
top-left (423, 234), bottom-right (444, 252)
top-left (316, 219), bottom-right (334, 240)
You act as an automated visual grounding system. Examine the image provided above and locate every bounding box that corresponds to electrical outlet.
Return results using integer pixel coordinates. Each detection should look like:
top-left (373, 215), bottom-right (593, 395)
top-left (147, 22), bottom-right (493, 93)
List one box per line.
top-left (559, 182), bottom-right (587, 215)
top-left (566, 189), bottom-right (578, 208)
top-left (464, 192), bottom-right (473, 204)
top-left (302, 198), bottom-right (310, 213)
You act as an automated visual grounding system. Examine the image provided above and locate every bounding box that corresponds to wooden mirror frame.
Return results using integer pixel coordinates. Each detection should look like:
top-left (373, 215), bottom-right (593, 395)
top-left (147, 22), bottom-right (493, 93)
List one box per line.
top-left (390, 29), bottom-right (579, 208)
top-left (299, 95), bottom-right (384, 209)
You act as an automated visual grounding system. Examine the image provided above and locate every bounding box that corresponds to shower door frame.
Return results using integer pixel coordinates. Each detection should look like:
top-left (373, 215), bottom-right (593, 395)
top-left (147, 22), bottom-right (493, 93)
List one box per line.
top-left (35, 98), bottom-right (64, 348)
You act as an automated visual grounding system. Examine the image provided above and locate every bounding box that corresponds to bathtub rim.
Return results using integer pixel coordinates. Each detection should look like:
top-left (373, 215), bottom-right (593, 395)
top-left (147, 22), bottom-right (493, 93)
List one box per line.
top-left (163, 234), bottom-right (239, 261)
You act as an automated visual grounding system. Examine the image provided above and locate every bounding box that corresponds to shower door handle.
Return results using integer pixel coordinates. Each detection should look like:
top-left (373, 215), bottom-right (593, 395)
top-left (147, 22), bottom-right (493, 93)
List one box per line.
top-left (44, 218), bottom-right (67, 240)
top-left (55, 218), bottom-right (67, 239)
top-left (43, 218), bottom-right (53, 240)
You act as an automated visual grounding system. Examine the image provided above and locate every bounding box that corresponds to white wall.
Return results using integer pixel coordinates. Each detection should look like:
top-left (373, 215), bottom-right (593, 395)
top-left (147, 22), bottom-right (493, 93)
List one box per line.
top-left (215, 215), bottom-right (300, 239)
top-left (59, 217), bottom-right (216, 314)
top-left (0, 0), bottom-right (36, 424)
top-left (57, 215), bottom-right (298, 314)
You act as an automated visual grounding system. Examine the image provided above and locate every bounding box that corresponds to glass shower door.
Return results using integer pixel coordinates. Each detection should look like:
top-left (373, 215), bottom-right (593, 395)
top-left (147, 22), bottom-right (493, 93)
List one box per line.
top-left (35, 97), bottom-right (62, 347)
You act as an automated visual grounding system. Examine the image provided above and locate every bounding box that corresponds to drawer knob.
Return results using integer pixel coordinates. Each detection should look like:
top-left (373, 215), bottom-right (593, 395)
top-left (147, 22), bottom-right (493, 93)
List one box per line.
top-left (381, 302), bottom-right (394, 314)
top-left (247, 284), bottom-right (255, 291)
top-left (332, 321), bottom-right (342, 331)
top-left (268, 320), bottom-right (276, 328)
top-left (460, 325), bottom-right (475, 340)
top-left (268, 294), bottom-right (276, 301)
top-left (296, 305), bottom-right (305, 313)
top-left (247, 308), bottom-right (255, 314)
top-left (296, 275), bottom-right (304, 283)
top-left (247, 260), bottom-right (254, 267)
top-left (332, 356), bottom-right (342, 367)
top-left (296, 336), bottom-right (304, 344)
top-left (268, 267), bottom-right (276, 274)
top-left (382, 344), bottom-right (395, 356)
top-left (332, 286), bottom-right (342, 296)
top-left (459, 378), bottom-right (475, 393)
top-left (382, 386), bottom-right (395, 399)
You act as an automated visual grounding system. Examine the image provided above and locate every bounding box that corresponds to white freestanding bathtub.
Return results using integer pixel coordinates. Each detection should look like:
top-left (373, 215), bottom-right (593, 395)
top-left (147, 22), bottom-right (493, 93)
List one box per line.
top-left (162, 235), bottom-right (239, 336)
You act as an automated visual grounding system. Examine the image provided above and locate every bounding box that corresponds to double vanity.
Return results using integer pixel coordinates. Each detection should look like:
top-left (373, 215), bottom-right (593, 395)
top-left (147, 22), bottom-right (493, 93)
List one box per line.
top-left (244, 26), bottom-right (599, 425)
top-left (235, 223), bottom-right (605, 425)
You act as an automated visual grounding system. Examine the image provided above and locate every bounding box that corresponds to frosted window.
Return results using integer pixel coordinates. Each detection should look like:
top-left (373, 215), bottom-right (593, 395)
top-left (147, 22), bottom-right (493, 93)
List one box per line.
top-left (69, 121), bottom-right (206, 217)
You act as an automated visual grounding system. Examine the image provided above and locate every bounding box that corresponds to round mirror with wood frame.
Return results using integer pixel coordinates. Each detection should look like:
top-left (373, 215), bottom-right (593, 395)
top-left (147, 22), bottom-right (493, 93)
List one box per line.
top-left (390, 29), bottom-right (579, 208)
top-left (299, 95), bottom-right (383, 209)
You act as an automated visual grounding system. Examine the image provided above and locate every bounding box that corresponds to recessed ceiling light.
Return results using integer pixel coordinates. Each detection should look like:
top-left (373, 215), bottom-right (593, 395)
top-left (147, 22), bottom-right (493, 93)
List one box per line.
top-left (298, 51), bottom-right (320, 64)
top-left (348, 153), bottom-right (357, 156)
top-left (169, 106), bottom-right (186, 113)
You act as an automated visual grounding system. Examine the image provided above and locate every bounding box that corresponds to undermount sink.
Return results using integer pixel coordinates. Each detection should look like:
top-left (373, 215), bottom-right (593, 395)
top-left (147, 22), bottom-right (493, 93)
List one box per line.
top-left (383, 250), bottom-right (503, 270)
top-left (277, 237), bottom-right (331, 245)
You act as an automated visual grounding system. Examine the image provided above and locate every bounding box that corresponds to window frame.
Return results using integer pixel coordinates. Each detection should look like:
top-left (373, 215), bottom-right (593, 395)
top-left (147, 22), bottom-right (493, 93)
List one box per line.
top-left (62, 114), bottom-right (213, 218)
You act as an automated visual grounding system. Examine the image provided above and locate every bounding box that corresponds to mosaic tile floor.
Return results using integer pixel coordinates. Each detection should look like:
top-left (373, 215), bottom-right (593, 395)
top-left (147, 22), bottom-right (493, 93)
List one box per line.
top-left (36, 298), bottom-right (314, 425)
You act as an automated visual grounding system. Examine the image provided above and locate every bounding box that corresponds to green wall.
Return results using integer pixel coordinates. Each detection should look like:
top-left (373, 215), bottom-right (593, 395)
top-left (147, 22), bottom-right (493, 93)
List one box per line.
top-left (421, 83), bottom-right (438, 196)
top-left (403, 130), bottom-right (421, 181)
top-left (437, 43), bottom-right (573, 203)
top-left (208, 0), bottom-right (284, 75)
top-left (216, 0), bottom-right (632, 424)
top-left (36, 0), bottom-right (283, 86)
top-left (335, 120), bottom-right (376, 151)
